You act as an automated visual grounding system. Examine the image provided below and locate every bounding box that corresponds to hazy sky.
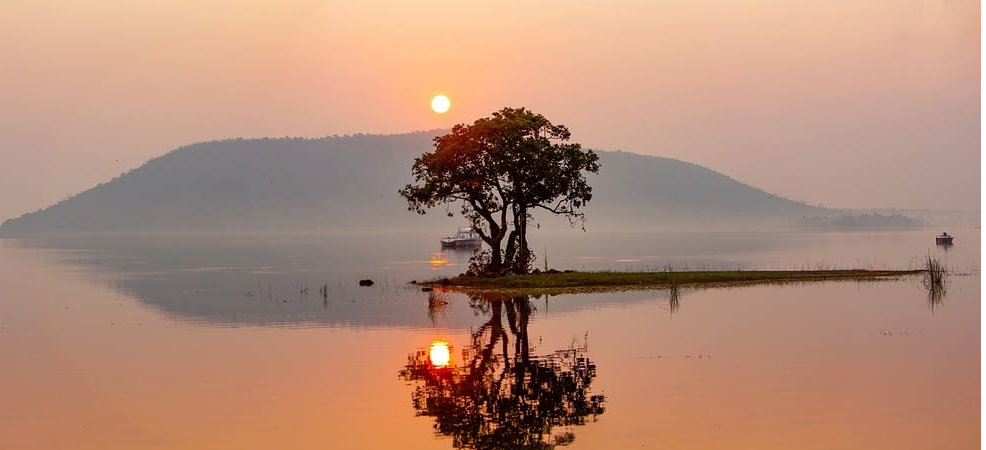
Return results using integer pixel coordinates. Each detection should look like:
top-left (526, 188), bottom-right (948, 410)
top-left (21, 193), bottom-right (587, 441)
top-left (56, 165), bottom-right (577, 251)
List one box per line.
top-left (0, 0), bottom-right (979, 221)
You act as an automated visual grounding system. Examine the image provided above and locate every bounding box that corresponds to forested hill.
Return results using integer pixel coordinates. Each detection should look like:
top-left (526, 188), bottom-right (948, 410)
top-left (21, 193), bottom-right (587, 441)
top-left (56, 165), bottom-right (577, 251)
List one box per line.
top-left (588, 150), bottom-right (819, 223)
top-left (0, 132), bottom-right (822, 236)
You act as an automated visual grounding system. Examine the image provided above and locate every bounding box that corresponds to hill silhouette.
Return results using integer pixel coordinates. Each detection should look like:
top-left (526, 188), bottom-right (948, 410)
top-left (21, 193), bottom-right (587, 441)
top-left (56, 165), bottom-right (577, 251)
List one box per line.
top-left (584, 150), bottom-right (819, 227)
top-left (0, 131), bottom-right (821, 236)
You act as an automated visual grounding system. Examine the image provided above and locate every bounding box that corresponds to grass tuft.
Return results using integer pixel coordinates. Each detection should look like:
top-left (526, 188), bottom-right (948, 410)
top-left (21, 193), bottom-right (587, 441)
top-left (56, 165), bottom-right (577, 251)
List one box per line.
top-left (922, 253), bottom-right (947, 287)
top-left (922, 254), bottom-right (948, 311)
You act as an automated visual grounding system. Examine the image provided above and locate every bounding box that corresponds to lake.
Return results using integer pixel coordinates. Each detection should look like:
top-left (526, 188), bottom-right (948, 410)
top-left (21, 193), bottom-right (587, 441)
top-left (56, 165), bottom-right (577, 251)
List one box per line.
top-left (0, 226), bottom-right (979, 449)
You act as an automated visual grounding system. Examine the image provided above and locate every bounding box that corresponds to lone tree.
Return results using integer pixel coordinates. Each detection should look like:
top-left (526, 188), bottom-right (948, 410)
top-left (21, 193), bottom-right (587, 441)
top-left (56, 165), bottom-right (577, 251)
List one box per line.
top-left (400, 107), bottom-right (600, 275)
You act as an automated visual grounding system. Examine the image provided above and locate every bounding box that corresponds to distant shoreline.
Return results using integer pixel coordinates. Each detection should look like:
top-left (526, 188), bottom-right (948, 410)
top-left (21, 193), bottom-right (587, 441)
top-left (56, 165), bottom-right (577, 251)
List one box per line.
top-left (419, 269), bottom-right (923, 295)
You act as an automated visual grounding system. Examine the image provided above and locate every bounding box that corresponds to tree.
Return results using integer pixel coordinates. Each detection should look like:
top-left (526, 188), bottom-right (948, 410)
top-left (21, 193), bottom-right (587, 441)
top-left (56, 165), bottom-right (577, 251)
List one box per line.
top-left (400, 107), bottom-right (600, 275)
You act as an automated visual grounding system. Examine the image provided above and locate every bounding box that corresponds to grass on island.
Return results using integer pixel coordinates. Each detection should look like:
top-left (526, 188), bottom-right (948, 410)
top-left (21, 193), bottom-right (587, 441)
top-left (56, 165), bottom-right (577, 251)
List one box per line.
top-left (420, 269), bottom-right (923, 295)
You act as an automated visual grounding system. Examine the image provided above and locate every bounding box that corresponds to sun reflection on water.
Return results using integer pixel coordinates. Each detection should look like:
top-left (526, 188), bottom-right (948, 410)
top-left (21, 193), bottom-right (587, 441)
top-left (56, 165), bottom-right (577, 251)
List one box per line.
top-left (429, 339), bottom-right (451, 368)
top-left (429, 252), bottom-right (449, 270)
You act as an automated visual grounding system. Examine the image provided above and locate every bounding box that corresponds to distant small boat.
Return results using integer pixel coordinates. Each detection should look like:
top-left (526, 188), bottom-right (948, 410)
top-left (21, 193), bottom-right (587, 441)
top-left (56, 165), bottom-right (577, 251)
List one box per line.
top-left (935, 232), bottom-right (954, 245)
top-left (441, 226), bottom-right (482, 247)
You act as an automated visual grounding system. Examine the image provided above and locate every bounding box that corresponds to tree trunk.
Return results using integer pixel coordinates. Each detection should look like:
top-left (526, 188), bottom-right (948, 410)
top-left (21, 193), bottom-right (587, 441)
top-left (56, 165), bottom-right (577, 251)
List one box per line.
top-left (503, 229), bottom-right (518, 272)
top-left (506, 205), bottom-right (531, 275)
top-left (517, 206), bottom-right (530, 274)
top-left (476, 215), bottom-right (508, 276)
top-left (489, 241), bottom-right (503, 275)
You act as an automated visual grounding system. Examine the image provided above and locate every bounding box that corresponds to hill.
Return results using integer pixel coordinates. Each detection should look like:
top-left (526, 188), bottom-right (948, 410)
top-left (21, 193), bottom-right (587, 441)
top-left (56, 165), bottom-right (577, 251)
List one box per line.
top-left (584, 151), bottom-right (819, 228)
top-left (0, 132), bottom-right (823, 236)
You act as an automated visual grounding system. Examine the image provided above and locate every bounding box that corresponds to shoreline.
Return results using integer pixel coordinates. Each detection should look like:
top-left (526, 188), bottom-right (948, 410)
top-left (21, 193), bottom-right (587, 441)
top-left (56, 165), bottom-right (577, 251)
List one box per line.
top-left (419, 269), bottom-right (924, 295)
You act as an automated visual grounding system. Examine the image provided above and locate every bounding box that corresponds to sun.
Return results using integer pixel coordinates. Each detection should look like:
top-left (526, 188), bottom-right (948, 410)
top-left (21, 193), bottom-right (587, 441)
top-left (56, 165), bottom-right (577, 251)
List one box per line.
top-left (431, 95), bottom-right (451, 114)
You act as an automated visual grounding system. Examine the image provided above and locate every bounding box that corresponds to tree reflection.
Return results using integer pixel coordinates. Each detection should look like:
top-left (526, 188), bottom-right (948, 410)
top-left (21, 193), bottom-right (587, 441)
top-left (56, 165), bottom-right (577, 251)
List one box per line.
top-left (400, 293), bottom-right (606, 449)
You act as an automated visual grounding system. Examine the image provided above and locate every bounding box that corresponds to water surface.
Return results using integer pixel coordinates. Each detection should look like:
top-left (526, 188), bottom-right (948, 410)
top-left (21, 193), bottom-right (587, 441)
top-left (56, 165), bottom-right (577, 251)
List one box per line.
top-left (0, 227), bottom-right (978, 449)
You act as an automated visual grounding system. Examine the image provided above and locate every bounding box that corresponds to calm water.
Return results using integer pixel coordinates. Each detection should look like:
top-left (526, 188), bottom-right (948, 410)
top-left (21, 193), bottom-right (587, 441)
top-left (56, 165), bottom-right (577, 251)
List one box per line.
top-left (0, 227), bottom-right (979, 449)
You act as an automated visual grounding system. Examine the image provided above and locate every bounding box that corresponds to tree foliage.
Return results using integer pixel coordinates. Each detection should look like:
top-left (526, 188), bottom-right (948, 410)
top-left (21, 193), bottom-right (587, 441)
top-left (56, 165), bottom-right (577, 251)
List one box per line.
top-left (400, 107), bottom-right (600, 275)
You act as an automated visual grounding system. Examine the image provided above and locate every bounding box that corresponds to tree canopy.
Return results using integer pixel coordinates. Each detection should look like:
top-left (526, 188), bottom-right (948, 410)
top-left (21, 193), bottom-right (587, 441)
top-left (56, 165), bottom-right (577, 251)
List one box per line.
top-left (400, 107), bottom-right (600, 275)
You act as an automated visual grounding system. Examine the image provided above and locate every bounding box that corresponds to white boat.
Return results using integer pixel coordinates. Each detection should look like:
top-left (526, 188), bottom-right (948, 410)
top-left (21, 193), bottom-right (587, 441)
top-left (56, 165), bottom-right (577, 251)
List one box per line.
top-left (935, 232), bottom-right (954, 245)
top-left (440, 227), bottom-right (482, 247)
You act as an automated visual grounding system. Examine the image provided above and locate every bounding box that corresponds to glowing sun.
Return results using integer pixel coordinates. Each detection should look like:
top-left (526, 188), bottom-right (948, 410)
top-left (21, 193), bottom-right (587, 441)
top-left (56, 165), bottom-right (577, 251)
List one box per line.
top-left (431, 95), bottom-right (451, 114)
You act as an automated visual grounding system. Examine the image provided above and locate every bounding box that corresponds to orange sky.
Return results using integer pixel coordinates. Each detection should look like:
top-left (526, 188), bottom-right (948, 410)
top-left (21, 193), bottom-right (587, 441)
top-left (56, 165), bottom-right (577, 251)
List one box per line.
top-left (0, 0), bottom-right (979, 220)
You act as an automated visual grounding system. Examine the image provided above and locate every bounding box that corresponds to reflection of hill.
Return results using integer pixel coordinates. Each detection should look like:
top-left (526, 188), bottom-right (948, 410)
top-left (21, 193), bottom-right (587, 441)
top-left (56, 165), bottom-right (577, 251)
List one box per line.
top-left (1, 133), bottom-right (823, 236)
top-left (11, 236), bottom-right (670, 329)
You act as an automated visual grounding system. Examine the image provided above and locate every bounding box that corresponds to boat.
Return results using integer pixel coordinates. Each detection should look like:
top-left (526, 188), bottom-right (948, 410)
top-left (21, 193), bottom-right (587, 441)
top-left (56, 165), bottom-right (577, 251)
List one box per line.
top-left (935, 232), bottom-right (954, 245)
top-left (441, 226), bottom-right (482, 247)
